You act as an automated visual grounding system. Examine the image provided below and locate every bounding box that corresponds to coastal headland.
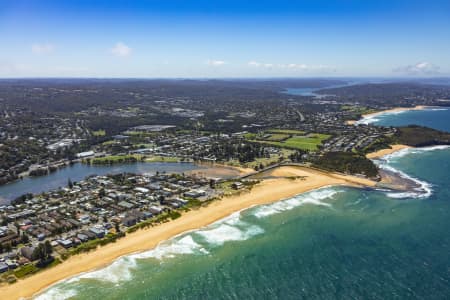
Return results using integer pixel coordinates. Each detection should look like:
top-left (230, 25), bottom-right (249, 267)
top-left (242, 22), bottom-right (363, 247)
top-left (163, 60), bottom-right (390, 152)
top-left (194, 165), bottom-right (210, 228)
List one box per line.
top-left (0, 165), bottom-right (375, 300)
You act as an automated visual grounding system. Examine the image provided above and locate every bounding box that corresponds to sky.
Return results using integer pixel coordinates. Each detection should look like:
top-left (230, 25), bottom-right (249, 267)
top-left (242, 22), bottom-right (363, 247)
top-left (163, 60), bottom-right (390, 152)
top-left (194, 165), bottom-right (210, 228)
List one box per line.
top-left (1, 0), bottom-right (450, 78)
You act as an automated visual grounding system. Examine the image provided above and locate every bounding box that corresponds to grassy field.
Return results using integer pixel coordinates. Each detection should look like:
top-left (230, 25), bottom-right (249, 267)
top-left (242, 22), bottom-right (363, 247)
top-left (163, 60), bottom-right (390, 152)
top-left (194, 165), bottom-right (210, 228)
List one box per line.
top-left (245, 149), bottom-right (294, 168)
top-left (256, 133), bottom-right (330, 151)
top-left (264, 133), bottom-right (290, 141)
top-left (245, 129), bottom-right (329, 151)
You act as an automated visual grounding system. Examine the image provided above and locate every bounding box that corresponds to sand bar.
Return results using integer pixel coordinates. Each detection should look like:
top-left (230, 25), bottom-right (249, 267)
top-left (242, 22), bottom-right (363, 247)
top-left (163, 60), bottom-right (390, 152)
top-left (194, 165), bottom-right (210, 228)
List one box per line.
top-left (0, 166), bottom-right (375, 300)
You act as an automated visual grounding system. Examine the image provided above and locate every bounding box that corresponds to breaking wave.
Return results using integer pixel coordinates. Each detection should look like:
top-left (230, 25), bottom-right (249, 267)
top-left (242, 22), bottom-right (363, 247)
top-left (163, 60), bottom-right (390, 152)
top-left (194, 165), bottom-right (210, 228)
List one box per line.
top-left (34, 287), bottom-right (78, 300)
top-left (375, 145), bottom-right (449, 199)
top-left (355, 110), bottom-right (408, 125)
top-left (195, 212), bottom-right (264, 246)
top-left (130, 235), bottom-right (208, 260)
top-left (251, 187), bottom-right (339, 218)
top-left (35, 210), bottom-right (266, 299)
top-left (382, 145), bottom-right (450, 162)
top-left (379, 164), bottom-right (432, 199)
top-left (355, 107), bottom-right (449, 126)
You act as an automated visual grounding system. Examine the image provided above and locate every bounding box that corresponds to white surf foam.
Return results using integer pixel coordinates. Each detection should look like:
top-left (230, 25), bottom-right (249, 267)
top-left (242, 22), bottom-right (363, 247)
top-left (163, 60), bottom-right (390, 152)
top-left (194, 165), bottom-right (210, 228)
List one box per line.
top-left (69, 255), bottom-right (137, 283)
top-left (34, 287), bottom-right (78, 300)
top-left (252, 187), bottom-right (339, 218)
top-left (355, 107), bottom-right (449, 126)
top-left (381, 145), bottom-right (450, 162)
top-left (355, 110), bottom-right (409, 125)
top-left (195, 211), bottom-right (264, 246)
top-left (131, 235), bottom-right (208, 260)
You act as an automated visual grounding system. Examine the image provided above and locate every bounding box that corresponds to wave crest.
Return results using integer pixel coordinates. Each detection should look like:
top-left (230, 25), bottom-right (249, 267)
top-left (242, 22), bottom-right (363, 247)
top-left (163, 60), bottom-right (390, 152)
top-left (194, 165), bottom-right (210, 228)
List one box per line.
top-left (252, 187), bottom-right (339, 218)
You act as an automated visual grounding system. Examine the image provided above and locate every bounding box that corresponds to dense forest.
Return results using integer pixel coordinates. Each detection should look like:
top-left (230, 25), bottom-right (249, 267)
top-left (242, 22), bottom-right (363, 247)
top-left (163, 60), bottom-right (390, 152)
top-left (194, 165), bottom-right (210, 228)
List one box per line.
top-left (312, 152), bottom-right (379, 178)
top-left (394, 125), bottom-right (450, 147)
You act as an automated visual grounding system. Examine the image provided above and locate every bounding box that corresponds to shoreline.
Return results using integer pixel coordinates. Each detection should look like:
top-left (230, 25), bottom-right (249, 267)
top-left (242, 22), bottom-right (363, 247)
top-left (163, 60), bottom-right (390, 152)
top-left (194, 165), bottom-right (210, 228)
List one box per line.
top-left (0, 166), bottom-right (375, 300)
top-left (361, 105), bottom-right (429, 119)
top-left (0, 161), bottom-right (249, 204)
top-left (366, 144), bottom-right (411, 159)
top-left (346, 105), bottom-right (430, 125)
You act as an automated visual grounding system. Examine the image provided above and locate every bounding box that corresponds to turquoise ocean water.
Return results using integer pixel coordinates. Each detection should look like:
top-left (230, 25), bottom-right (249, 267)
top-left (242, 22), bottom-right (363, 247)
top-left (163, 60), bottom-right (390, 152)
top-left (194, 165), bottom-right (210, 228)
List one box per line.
top-left (36, 109), bottom-right (450, 300)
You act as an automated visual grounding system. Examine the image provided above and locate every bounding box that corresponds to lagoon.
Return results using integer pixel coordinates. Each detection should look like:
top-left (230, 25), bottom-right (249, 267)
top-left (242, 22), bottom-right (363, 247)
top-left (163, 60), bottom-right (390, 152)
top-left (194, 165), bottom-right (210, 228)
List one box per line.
top-left (0, 162), bottom-right (206, 204)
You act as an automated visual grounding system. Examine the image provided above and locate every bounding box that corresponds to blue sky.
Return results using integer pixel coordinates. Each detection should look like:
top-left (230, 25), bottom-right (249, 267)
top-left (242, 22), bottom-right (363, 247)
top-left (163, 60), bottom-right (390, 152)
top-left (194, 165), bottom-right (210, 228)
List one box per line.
top-left (1, 0), bottom-right (449, 77)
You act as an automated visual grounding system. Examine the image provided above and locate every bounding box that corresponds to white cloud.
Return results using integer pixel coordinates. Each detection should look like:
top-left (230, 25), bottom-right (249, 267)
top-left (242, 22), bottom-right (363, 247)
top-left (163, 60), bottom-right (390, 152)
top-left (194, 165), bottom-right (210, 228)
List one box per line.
top-left (31, 43), bottom-right (55, 54)
top-left (206, 60), bottom-right (227, 66)
top-left (247, 61), bottom-right (335, 72)
top-left (394, 62), bottom-right (440, 75)
top-left (248, 61), bottom-right (261, 67)
top-left (110, 42), bottom-right (132, 57)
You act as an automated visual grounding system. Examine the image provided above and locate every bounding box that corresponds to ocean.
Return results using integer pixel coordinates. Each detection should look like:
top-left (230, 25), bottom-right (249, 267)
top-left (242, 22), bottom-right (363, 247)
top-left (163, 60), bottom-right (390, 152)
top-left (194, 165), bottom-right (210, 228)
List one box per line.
top-left (36, 108), bottom-right (450, 300)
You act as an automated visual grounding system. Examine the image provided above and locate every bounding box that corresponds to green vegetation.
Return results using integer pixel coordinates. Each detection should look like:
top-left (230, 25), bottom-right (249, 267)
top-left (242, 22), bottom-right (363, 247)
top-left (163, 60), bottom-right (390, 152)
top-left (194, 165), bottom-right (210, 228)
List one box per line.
top-left (123, 131), bottom-right (158, 137)
top-left (246, 130), bottom-right (329, 151)
top-left (245, 149), bottom-right (294, 169)
top-left (101, 140), bottom-right (117, 146)
top-left (312, 152), bottom-right (378, 178)
top-left (340, 105), bottom-right (377, 120)
top-left (362, 137), bottom-right (395, 154)
top-left (145, 156), bottom-right (183, 163)
top-left (394, 125), bottom-right (450, 147)
top-left (267, 129), bottom-right (305, 135)
top-left (258, 134), bottom-right (330, 151)
top-left (88, 154), bottom-right (144, 165)
top-left (168, 211), bottom-right (182, 220)
top-left (265, 133), bottom-right (290, 141)
top-left (243, 132), bottom-right (257, 139)
top-left (69, 232), bottom-right (125, 256)
top-left (92, 129), bottom-right (106, 136)
top-left (13, 264), bottom-right (39, 279)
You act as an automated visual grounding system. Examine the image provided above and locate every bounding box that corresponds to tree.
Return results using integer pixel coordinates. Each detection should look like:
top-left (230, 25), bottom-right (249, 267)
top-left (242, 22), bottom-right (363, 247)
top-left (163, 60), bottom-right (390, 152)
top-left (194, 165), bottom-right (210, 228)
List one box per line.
top-left (21, 233), bottom-right (29, 244)
top-left (33, 241), bottom-right (53, 262)
top-left (209, 179), bottom-right (216, 189)
top-left (44, 241), bottom-right (52, 257)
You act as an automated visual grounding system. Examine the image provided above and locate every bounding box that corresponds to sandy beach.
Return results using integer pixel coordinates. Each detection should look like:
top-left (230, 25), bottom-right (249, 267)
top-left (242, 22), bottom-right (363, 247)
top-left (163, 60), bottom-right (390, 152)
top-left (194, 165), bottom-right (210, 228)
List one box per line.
top-left (0, 166), bottom-right (375, 300)
top-left (346, 105), bottom-right (429, 125)
top-left (189, 162), bottom-right (254, 178)
top-left (361, 105), bottom-right (428, 119)
top-left (366, 144), bottom-right (411, 159)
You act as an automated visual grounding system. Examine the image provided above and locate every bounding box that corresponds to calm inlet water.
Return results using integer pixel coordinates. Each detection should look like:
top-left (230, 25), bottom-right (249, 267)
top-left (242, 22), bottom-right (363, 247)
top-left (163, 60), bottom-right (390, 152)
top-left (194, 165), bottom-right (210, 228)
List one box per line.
top-left (36, 109), bottom-right (450, 300)
top-left (0, 162), bottom-right (205, 204)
